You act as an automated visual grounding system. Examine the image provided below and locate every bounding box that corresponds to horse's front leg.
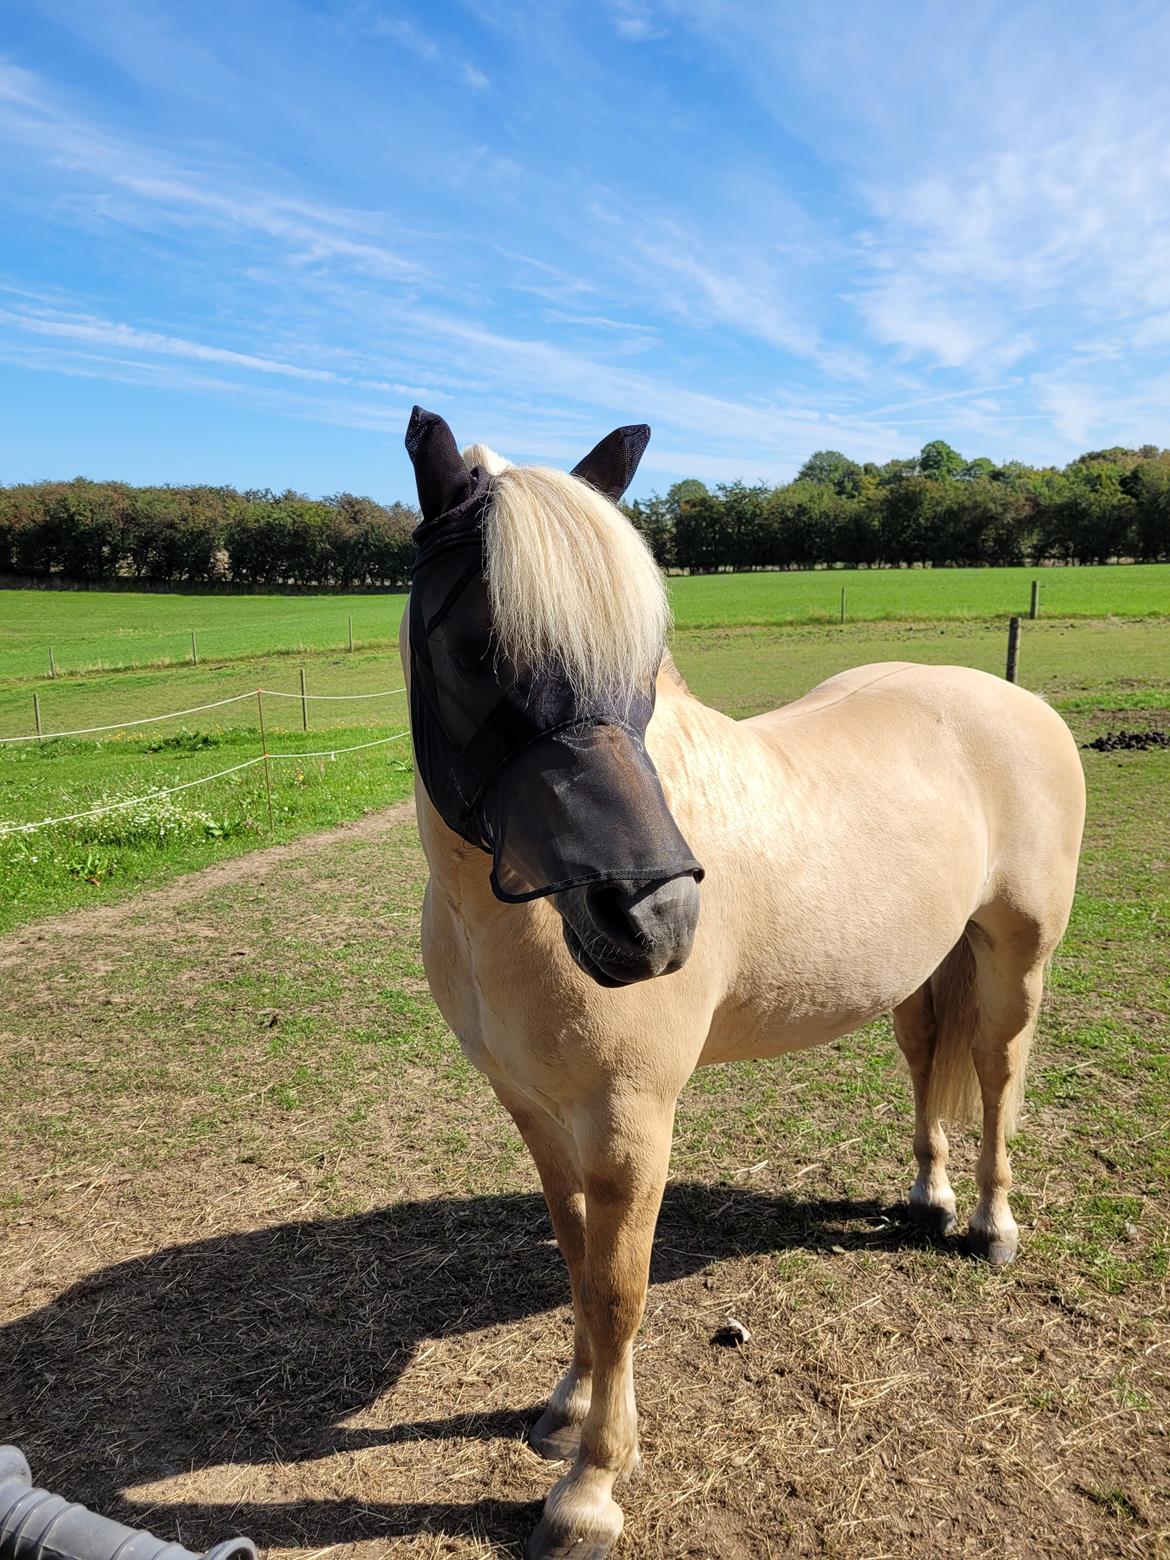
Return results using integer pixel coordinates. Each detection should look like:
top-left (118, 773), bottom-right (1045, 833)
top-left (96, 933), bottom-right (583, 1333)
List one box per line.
top-left (492, 1081), bottom-right (593, 1459)
top-left (526, 1094), bottom-right (674, 1560)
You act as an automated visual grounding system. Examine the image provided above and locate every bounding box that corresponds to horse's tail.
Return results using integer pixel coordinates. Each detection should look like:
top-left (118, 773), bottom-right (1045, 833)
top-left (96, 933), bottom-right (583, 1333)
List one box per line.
top-left (925, 934), bottom-right (985, 1127)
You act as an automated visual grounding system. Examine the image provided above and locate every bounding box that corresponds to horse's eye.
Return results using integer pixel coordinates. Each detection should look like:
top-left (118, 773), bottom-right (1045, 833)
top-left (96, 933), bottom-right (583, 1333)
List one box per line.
top-left (454, 647), bottom-right (488, 675)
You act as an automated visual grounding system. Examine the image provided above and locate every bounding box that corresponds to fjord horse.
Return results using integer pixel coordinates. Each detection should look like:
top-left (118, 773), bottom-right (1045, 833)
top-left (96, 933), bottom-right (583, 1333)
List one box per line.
top-left (400, 412), bottom-right (1085, 1558)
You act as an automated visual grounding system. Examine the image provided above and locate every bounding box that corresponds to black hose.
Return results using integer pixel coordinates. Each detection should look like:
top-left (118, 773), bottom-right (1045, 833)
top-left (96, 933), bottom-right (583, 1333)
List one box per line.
top-left (0, 1448), bottom-right (257, 1560)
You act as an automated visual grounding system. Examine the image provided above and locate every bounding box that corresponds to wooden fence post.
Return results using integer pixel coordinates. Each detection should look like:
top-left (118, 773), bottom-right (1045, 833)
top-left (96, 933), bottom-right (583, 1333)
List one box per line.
top-left (348, 615), bottom-right (354, 652)
top-left (257, 690), bottom-right (274, 827)
top-left (839, 586), bottom-right (847, 624)
top-left (300, 667), bottom-right (308, 732)
top-left (1005, 616), bottom-right (1021, 683)
top-left (1029, 579), bottom-right (1039, 620)
top-left (33, 692), bottom-right (42, 739)
top-left (190, 632), bottom-right (198, 666)
top-left (47, 646), bottom-right (57, 679)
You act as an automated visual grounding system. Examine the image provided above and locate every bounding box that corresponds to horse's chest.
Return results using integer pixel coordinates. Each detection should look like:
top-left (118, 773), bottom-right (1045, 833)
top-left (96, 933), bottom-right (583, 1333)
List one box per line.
top-left (419, 880), bottom-right (494, 1070)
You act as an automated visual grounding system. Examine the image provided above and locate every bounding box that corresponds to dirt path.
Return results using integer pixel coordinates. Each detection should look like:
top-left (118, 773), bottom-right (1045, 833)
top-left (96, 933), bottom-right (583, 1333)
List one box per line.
top-left (0, 800), bottom-right (416, 964)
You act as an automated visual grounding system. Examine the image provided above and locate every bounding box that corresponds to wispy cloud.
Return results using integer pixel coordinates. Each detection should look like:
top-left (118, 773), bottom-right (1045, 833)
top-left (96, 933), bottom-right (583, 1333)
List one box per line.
top-left (0, 307), bottom-right (344, 382)
top-left (605, 1), bottom-right (668, 41)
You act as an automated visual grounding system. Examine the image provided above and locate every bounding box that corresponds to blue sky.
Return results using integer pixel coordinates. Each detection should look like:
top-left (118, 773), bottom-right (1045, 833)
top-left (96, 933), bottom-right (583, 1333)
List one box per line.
top-left (3, 1), bottom-right (1170, 502)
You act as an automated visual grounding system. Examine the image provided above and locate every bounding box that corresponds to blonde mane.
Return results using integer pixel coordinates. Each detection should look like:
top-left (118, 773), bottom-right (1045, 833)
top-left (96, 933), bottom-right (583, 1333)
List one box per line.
top-left (460, 443), bottom-right (669, 702)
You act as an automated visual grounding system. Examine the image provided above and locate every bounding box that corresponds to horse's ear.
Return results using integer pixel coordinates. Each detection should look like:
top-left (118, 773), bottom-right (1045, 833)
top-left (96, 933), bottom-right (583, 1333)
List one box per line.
top-left (571, 424), bottom-right (651, 502)
top-left (405, 406), bottom-right (475, 522)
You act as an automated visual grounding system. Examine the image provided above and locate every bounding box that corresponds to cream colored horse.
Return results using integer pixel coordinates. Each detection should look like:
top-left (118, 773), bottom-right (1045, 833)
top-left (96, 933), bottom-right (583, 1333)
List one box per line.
top-left (401, 437), bottom-right (1085, 1559)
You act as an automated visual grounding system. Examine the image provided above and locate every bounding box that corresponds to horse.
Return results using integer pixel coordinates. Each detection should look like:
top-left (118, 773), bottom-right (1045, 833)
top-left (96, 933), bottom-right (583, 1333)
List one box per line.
top-left (399, 408), bottom-right (1086, 1559)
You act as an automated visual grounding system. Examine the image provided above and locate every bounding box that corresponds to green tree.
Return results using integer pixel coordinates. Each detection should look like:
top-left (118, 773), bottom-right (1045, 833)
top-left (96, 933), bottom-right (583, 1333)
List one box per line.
top-left (796, 450), bottom-right (863, 496)
top-left (1122, 455), bottom-right (1170, 560)
top-left (919, 439), bottom-right (964, 480)
top-left (622, 494), bottom-right (675, 568)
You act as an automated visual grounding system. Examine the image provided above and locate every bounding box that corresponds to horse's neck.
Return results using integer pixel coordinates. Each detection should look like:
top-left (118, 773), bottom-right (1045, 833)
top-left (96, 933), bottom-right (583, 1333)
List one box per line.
top-left (657, 648), bottom-right (691, 696)
top-left (415, 781), bottom-right (497, 915)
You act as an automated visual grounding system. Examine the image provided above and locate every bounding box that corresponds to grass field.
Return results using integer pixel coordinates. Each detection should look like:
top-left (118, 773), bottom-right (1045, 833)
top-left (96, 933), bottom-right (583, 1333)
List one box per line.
top-left (2, 616), bottom-right (1169, 933)
top-left (3, 562), bottom-right (1167, 679)
top-left (1, 581), bottom-right (1168, 1557)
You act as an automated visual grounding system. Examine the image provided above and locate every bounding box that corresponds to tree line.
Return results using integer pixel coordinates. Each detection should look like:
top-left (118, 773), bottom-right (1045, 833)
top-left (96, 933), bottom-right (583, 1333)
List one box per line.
top-left (1, 440), bottom-right (1169, 588)
top-left (0, 484), bottom-right (418, 588)
top-left (624, 441), bottom-right (1170, 571)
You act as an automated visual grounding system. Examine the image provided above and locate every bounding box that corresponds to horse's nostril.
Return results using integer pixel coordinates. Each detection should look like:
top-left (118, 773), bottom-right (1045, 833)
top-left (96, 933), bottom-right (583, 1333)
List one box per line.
top-left (584, 875), bottom-right (701, 962)
top-left (585, 883), bottom-right (648, 950)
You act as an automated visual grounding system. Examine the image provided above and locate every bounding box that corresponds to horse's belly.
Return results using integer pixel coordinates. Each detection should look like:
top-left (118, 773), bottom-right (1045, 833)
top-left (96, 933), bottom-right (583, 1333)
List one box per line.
top-left (698, 877), bottom-right (975, 1066)
top-left (699, 994), bottom-right (895, 1065)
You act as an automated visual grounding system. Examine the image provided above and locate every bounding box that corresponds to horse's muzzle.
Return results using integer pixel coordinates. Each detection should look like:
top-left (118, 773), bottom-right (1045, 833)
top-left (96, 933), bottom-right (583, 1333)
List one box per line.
top-left (557, 874), bottom-right (701, 987)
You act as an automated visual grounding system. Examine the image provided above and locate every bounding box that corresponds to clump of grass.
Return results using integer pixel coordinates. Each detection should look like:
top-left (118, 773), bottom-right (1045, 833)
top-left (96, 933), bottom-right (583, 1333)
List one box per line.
top-left (144, 727), bottom-right (229, 754)
top-left (61, 786), bottom-right (240, 847)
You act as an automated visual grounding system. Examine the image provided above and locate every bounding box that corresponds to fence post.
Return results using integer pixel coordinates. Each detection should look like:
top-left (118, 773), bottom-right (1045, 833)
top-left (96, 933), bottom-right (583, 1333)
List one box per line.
top-left (256, 691), bottom-right (274, 827)
top-left (190, 632), bottom-right (198, 666)
top-left (300, 667), bottom-right (308, 732)
top-left (348, 615), bottom-right (354, 652)
top-left (47, 646), bottom-right (57, 679)
top-left (839, 586), bottom-right (847, 625)
top-left (1029, 579), bottom-right (1039, 620)
top-left (1005, 616), bottom-right (1021, 683)
top-left (33, 693), bottom-right (42, 739)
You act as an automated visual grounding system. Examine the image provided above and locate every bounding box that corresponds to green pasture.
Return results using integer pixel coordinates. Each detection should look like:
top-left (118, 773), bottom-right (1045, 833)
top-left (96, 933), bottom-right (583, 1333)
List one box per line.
top-left (1, 607), bottom-right (1168, 934)
top-left (1, 617), bottom-right (1166, 1560)
top-left (0, 589), bottom-right (407, 682)
top-left (672, 560), bottom-right (1169, 628)
top-left (0, 726), bottom-right (414, 933)
top-left (2, 563), bottom-right (1167, 679)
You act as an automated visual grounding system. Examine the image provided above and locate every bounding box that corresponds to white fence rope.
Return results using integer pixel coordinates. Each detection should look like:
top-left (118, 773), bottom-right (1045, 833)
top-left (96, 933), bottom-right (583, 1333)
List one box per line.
top-left (0, 692), bottom-right (256, 744)
top-left (266, 730), bottom-right (410, 761)
top-left (0, 727), bottom-right (412, 837)
top-left (0, 685), bottom-right (406, 745)
top-left (260, 687), bottom-right (406, 702)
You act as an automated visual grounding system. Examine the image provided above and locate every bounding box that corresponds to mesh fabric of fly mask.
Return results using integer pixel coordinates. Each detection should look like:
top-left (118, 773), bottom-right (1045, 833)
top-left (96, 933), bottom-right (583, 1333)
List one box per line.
top-left (405, 406), bottom-right (703, 903)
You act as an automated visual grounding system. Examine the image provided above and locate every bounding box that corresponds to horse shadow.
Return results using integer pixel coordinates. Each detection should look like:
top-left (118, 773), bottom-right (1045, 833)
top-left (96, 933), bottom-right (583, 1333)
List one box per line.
top-left (0, 1183), bottom-right (915, 1553)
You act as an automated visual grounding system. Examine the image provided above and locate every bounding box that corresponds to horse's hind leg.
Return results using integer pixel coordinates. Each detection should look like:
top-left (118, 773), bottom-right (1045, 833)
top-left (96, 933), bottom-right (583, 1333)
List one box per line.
top-left (893, 981), bottom-right (958, 1238)
top-left (967, 927), bottom-right (1047, 1267)
top-left (492, 1082), bottom-right (592, 1460)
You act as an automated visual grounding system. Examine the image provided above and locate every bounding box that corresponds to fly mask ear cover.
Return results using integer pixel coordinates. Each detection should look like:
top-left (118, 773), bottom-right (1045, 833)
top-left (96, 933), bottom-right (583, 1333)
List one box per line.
top-left (405, 406), bottom-right (703, 904)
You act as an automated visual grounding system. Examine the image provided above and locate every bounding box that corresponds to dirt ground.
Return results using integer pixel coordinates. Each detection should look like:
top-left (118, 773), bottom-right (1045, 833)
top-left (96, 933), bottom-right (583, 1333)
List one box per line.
top-left (1, 805), bottom-right (1167, 1559)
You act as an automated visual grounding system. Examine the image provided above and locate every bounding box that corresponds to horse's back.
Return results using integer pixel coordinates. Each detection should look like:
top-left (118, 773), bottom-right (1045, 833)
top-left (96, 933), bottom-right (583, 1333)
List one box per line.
top-left (746, 658), bottom-right (1056, 740)
top-left (741, 659), bottom-right (1085, 942)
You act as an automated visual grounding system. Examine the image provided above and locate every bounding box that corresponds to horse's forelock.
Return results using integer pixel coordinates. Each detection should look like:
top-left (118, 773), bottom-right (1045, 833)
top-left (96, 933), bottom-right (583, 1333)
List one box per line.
top-left (479, 460), bottom-right (669, 703)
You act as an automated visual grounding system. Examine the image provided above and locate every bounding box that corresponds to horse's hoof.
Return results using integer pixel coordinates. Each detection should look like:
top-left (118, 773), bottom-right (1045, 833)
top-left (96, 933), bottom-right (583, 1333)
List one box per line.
top-left (908, 1200), bottom-right (957, 1240)
top-left (524, 1516), bottom-right (616, 1559)
top-left (528, 1407), bottom-right (583, 1462)
top-left (967, 1229), bottom-right (1018, 1267)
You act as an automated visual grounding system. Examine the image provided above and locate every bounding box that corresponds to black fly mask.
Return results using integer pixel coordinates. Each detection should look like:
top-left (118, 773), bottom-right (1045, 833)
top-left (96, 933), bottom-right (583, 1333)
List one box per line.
top-left (405, 406), bottom-right (703, 912)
